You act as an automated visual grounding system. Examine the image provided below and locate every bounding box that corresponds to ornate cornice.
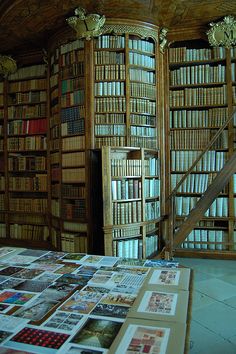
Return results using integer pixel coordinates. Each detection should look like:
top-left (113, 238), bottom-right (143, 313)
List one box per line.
top-left (102, 23), bottom-right (159, 42)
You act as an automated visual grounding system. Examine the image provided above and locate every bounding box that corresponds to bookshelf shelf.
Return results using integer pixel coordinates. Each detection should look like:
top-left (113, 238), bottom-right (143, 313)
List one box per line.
top-left (169, 41), bottom-right (236, 254)
top-left (102, 146), bottom-right (161, 259)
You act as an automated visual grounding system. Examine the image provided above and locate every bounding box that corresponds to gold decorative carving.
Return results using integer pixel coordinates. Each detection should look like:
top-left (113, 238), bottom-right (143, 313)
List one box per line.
top-left (159, 27), bottom-right (169, 53)
top-left (207, 15), bottom-right (236, 48)
top-left (0, 55), bottom-right (17, 78)
top-left (67, 7), bottom-right (106, 40)
top-left (102, 24), bottom-right (159, 42)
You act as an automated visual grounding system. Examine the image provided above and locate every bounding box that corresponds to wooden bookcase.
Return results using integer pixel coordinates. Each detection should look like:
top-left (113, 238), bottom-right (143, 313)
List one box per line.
top-left (0, 79), bottom-right (6, 239)
top-left (49, 39), bottom-right (89, 253)
top-left (3, 63), bottom-right (50, 248)
top-left (168, 40), bottom-right (236, 255)
top-left (102, 146), bottom-right (161, 259)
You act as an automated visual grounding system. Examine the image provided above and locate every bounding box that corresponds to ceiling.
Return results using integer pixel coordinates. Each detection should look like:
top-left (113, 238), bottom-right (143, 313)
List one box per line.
top-left (0, 0), bottom-right (236, 55)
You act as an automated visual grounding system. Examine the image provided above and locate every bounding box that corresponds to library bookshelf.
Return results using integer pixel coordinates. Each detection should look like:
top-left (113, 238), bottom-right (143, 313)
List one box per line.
top-left (102, 146), bottom-right (161, 259)
top-left (0, 62), bottom-right (51, 248)
top-left (168, 40), bottom-right (236, 256)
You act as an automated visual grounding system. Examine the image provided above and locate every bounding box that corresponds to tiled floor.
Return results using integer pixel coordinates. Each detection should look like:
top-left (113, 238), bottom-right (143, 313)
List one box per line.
top-left (176, 257), bottom-right (236, 354)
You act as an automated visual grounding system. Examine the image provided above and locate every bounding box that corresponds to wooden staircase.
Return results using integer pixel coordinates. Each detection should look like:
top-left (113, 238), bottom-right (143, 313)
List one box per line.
top-left (162, 108), bottom-right (236, 259)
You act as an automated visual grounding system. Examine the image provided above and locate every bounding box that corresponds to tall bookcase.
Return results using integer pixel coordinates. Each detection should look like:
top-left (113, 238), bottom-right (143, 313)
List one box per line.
top-left (102, 146), bottom-right (160, 259)
top-left (5, 63), bottom-right (50, 247)
top-left (0, 79), bottom-right (5, 239)
top-left (168, 40), bottom-right (236, 255)
top-left (49, 39), bottom-right (89, 253)
top-left (94, 32), bottom-right (158, 149)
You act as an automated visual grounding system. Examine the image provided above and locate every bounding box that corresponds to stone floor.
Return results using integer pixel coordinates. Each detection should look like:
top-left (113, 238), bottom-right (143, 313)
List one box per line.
top-left (176, 257), bottom-right (236, 354)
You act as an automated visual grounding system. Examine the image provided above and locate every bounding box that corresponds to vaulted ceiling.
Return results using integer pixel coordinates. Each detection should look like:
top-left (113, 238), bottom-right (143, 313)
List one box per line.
top-left (0, 0), bottom-right (236, 54)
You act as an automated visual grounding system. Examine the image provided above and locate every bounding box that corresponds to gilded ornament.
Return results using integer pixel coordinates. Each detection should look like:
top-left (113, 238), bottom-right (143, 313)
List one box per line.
top-left (67, 7), bottom-right (106, 40)
top-left (0, 55), bottom-right (17, 78)
top-left (207, 15), bottom-right (236, 48)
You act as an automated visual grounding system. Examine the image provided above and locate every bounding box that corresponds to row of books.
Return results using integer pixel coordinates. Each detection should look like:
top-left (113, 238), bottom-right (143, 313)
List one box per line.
top-left (95, 113), bottom-right (125, 124)
top-left (63, 220), bottom-right (87, 232)
top-left (112, 201), bottom-right (142, 224)
top-left (0, 108), bottom-right (4, 118)
top-left (7, 136), bottom-right (47, 151)
top-left (95, 124), bottom-right (126, 136)
top-left (62, 184), bottom-right (86, 198)
top-left (0, 223), bottom-right (6, 238)
top-left (8, 64), bottom-right (46, 80)
top-left (145, 201), bottom-right (160, 221)
top-left (0, 96), bottom-right (3, 105)
top-left (9, 197), bottom-right (47, 212)
top-left (8, 91), bottom-right (46, 105)
top-left (129, 52), bottom-right (155, 68)
top-left (8, 154), bottom-right (46, 171)
top-left (60, 39), bottom-right (84, 54)
top-left (95, 136), bottom-right (126, 147)
top-left (169, 86), bottom-right (227, 107)
top-left (61, 90), bottom-right (85, 107)
top-left (129, 38), bottom-right (155, 53)
top-left (0, 176), bottom-right (4, 190)
top-left (95, 35), bottom-right (125, 49)
top-left (170, 64), bottom-right (225, 86)
top-left (51, 167), bottom-right (60, 181)
top-left (8, 118), bottom-right (47, 135)
top-left (51, 199), bottom-right (60, 217)
top-left (50, 73), bottom-right (58, 88)
top-left (8, 174), bottom-right (47, 191)
top-left (131, 82), bottom-right (156, 99)
top-left (130, 114), bottom-right (156, 126)
top-left (94, 52), bottom-right (125, 65)
top-left (0, 195), bottom-right (4, 210)
top-left (61, 62), bottom-right (84, 79)
top-left (95, 97), bottom-right (126, 112)
top-left (95, 81), bottom-right (125, 96)
top-left (61, 106), bottom-right (85, 122)
top-left (62, 200), bottom-right (86, 220)
top-left (112, 225), bottom-right (141, 239)
top-left (62, 168), bottom-right (85, 183)
top-left (130, 136), bottom-right (158, 149)
top-left (171, 150), bottom-right (226, 171)
top-left (130, 98), bottom-right (156, 115)
top-left (61, 78), bottom-right (84, 94)
top-left (170, 107), bottom-right (228, 128)
top-left (10, 224), bottom-right (49, 241)
top-left (0, 82), bottom-right (3, 93)
top-left (62, 151), bottom-right (85, 167)
top-left (129, 69), bottom-right (155, 84)
top-left (171, 173), bottom-right (216, 194)
top-left (231, 63), bottom-right (236, 81)
top-left (61, 50), bottom-right (84, 67)
top-left (112, 179), bottom-right (142, 200)
top-left (144, 178), bottom-right (160, 198)
top-left (181, 229), bottom-right (229, 250)
top-left (8, 103), bottom-right (46, 119)
top-left (113, 234), bottom-right (158, 258)
top-left (8, 79), bottom-right (47, 93)
top-left (170, 129), bottom-right (228, 150)
top-left (169, 46), bottom-right (225, 63)
top-left (175, 196), bottom-right (228, 217)
top-left (50, 125), bottom-right (60, 140)
top-left (95, 64), bottom-right (125, 80)
top-left (131, 125), bottom-right (156, 137)
top-left (62, 135), bottom-right (85, 151)
top-left (51, 87), bottom-right (59, 101)
top-left (111, 159), bottom-right (142, 177)
top-left (61, 233), bottom-right (87, 252)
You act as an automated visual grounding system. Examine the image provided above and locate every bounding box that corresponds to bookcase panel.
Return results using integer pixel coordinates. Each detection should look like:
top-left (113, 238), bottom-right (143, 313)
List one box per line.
top-left (102, 146), bottom-right (161, 259)
top-left (169, 40), bottom-right (235, 255)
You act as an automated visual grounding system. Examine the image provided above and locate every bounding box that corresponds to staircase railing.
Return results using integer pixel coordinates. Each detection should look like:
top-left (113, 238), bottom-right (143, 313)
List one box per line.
top-left (164, 107), bottom-right (236, 258)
